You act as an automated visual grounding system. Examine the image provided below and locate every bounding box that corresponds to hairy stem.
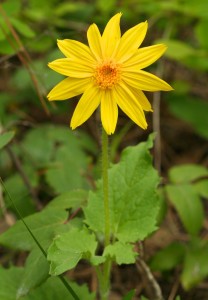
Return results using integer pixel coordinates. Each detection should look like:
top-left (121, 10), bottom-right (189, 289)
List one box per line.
top-left (102, 128), bottom-right (110, 247)
top-left (99, 128), bottom-right (111, 300)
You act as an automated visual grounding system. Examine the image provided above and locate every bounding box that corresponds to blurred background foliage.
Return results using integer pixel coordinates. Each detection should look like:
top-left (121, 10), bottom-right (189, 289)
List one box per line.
top-left (0, 0), bottom-right (208, 299)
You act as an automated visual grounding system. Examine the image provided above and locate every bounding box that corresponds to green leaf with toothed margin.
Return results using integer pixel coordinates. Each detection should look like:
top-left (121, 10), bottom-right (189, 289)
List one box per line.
top-left (84, 134), bottom-right (160, 243)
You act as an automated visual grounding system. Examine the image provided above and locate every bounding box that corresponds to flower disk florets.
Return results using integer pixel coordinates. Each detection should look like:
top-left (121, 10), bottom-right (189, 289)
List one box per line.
top-left (94, 61), bottom-right (121, 89)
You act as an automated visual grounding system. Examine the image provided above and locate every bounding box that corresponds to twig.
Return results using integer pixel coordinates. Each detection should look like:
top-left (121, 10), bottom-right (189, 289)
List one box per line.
top-left (168, 275), bottom-right (180, 300)
top-left (0, 4), bottom-right (49, 115)
top-left (152, 23), bottom-right (173, 173)
top-left (152, 64), bottom-right (163, 174)
top-left (6, 146), bottom-right (42, 210)
top-left (136, 258), bottom-right (164, 300)
top-left (136, 244), bottom-right (163, 300)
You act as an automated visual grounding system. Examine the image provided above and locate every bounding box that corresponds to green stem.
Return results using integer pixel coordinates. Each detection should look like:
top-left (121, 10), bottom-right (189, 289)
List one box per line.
top-left (102, 128), bottom-right (110, 247)
top-left (99, 128), bottom-right (111, 300)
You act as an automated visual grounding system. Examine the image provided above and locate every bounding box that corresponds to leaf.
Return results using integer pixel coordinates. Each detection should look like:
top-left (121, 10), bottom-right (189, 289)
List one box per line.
top-left (166, 184), bottom-right (204, 236)
top-left (123, 289), bottom-right (136, 300)
top-left (181, 239), bottom-right (208, 290)
top-left (46, 144), bottom-right (89, 193)
top-left (17, 247), bottom-right (49, 298)
top-left (157, 39), bottom-right (195, 60)
top-left (0, 267), bottom-right (23, 300)
top-left (0, 39), bottom-right (17, 55)
top-left (46, 189), bottom-right (88, 210)
top-left (22, 125), bottom-right (67, 166)
top-left (90, 255), bottom-right (105, 266)
top-left (84, 135), bottom-right (160, 243)
top-left (48, 228), bottom-right (98, 276)
top-left (28, 36), bottom-right (53, 52)
top-left (150, 242), bottom-right (185, 272)
top-left (10, 18), bottom-right (35, 38)
top-left (166, 95), bottom-right (208, 139)
top-left (1, 0), bottom-right (21, 16)
top-left (0, 266), bottom-right (94, 300)
top-left (104, 241), bottom-right (137, 265)
top-left (22, 276), bottom-right (95, 300)
top-left (194, 180), bottom-right (208, 199)
top-left (22, 124), bottom-right (86, 165)
top-left (180, 0), bottom-right (208, 18)
top-left (169, 164), bottom-right (208, 183)
top-left (195, 20), bottom-right (208, 49)
top-left (0, 131), bottom-right (15, 149)
top-left (22, 125), bottom-right (90, 193)
top-left (185, 54), bottom-right (208, 72)
top-left (4, 172), bottom-right (37, 217)
top-left (0, 209), bottom-right (68, 251)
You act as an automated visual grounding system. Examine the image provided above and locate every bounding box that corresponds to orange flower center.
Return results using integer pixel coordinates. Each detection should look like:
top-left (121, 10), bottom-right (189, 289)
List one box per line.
top-left (94, 61), bottom-right (121, 89)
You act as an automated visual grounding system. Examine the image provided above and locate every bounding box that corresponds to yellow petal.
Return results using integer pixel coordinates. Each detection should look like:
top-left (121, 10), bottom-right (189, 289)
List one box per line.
top-left (48, 58), bottom-right (93, 78)
top-left (57, 39), bottom-right (95, 63)
top-left (123, 70), bottom-right (173, 91)
top-left (114, 83), bottom-right (147, 129)
top-left (70, 84), bottom-right (100, 129)
top-left (123, 44), bottom-right (167, 70)
top-left (87, 23), bottom-right (102, 61)
top-left (116, 21), bottom-right (148, 63)
top-left (101, 90), bottom-right (118, 134)
top-left (101, 13), bottom-right (122, 59)
top-left (129, 87), bottom-right (152, 111)
top-left (47, 77), bottom-right (91, 100)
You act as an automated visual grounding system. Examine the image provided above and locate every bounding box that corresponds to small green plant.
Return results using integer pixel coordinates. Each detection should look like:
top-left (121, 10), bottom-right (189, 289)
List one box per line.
top-left (0, 12), bottom-right (172, 300)
top-left (1, 1), bottom-right (208, 299)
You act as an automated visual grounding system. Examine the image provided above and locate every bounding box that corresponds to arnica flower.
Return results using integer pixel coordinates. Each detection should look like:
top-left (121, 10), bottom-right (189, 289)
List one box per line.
top-left (47, 13), bottom-right (172, 134)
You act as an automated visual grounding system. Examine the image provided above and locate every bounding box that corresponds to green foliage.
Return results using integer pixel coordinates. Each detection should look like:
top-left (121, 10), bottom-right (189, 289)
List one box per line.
top-left (166, 184), bottom-right (204, 235)
top-left (103, 242), bottom-right (136, 265)
top-left (22, 276), bottom-right (95, 300)
top-left (10, 18), bottom-right (35, 38)
top-left (48, 228), bottom-right (99, 276)
top-left (166, 183), bottom-right (204, 236)
top-left (181, 239), bottom-right (208, 290)
top-left (150, 162), bottom-right (208, 291)
top-left (45, 145), bottom-right (88, 193)
top-left (0, 188), bottom-right (87, 251)
top-left (150, 242), bottom-right (185, 272)
top-left (17, 247), bottom-right (49, 298)
top-left (166, 164), bottom-right (207, 236)
top-left (180, 0), bottom-right (208, 18)
top-left (159, 39), bottom-right (196, 60)
top-left (46, 189), bottom-right (88, 210)
top-left (84, 135), bottom-right (160, 243)
top-left (4, 173), bottom-right (37, 217)
top-left (194, 180), bottom-right (208, 199)
top-left (1, 0), bottom-right (208, 297)
top-left (22, 125), bottom-right (91, 193)
top-left (195, 20), bottom-right (208, 49)
top-left (45, 137), bottom-right (159, 275)
top-left (0, 267), bottom-right (94, 300)
top-left (0, 0), bottom-right (36, 54)
top-left (166, 95), bottom-right (208, 139)
top-left (122, 289), bottom-right (135, 300)
top-left (169, 164), bottom-right (208, 183)
top-left (0, 131), bottom-right (15, 149)
top-left (0, 267), bottom-right (23, 300)
top-left (0, 208), bottom-right (69, 250)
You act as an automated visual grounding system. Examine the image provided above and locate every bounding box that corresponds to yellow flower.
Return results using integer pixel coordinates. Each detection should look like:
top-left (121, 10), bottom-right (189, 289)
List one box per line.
top-left (47, 13), bottom-right (172, 134)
